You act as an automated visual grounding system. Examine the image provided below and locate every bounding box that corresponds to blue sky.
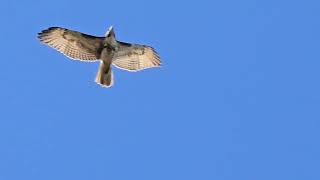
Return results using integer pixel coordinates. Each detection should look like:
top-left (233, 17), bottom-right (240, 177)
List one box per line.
top-left (0, 0), bottom-right (320, 179)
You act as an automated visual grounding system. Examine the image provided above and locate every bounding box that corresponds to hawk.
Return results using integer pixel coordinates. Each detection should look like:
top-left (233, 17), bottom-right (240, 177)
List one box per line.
top-left (37, 26), bottom-right (161, 88)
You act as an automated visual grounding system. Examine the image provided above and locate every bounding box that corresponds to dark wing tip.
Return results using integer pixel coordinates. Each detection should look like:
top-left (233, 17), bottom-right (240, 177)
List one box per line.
top-left (37, 31), bottom-right (45, 41)
top-left (37, 31), bottom-right (48, 41)
top-left (37, 27), bottom-right (63, 42)
top-left (147, 46), bottom-right (161, 66)
top-left (150, 47), bottom-right (161, 58)
top-left (37, 27), bottom-right (62, 36)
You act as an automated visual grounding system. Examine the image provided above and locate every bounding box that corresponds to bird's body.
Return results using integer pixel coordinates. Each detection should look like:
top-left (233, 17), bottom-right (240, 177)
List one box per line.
top-left (38, 26), bottom-right (161, 87)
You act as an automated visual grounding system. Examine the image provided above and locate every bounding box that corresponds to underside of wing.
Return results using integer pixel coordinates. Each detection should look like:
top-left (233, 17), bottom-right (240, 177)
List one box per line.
top-left (112, 41), bottom-right (161, 72)
top-left (38, 27), bottom-right (104, 61)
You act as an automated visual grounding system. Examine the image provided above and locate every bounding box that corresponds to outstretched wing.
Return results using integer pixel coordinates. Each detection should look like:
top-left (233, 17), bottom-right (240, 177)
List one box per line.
top-left (112, 41), bottom-right (161, 72)
top-left (38, 27), bottom-right (104, 61)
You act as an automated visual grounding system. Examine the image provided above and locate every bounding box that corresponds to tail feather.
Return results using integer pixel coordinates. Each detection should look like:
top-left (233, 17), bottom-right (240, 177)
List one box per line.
top-left (95, 61), bottom-right (114, 88)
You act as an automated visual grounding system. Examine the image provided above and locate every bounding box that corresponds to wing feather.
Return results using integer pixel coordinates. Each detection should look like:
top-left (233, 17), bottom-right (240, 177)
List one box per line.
top-left (38, 27), bottom-right (104, 61)
top-left (112, 41), bottom-right (161, 72)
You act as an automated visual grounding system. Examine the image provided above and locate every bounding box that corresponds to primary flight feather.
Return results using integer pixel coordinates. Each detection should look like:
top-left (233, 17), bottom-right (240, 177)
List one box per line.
top-left (37, 26), bottom-right (161, 88)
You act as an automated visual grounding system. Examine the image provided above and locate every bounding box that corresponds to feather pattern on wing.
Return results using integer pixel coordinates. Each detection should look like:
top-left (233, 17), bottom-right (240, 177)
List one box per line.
top-left (38, 27), bottom-right (104, 61)
top-left (112, 41), bottom-right (161, 72)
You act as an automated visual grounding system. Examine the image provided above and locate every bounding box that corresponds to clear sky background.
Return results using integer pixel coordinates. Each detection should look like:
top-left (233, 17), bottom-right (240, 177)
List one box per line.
top-left (0, 0), bottom-right (320, 179)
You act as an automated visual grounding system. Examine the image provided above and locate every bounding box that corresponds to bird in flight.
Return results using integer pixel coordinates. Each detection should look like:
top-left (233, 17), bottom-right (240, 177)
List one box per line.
top-left (38, 26), bottom-right (161, 88)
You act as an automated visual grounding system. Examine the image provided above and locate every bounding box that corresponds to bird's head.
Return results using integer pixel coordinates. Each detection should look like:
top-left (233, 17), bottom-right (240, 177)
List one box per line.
top-left (105, 26), bottom-right (115, 38)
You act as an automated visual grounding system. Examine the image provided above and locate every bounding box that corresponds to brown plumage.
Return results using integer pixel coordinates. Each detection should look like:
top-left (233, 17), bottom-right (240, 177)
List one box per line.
top-left (38, 26), bottom-right (161, 87)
